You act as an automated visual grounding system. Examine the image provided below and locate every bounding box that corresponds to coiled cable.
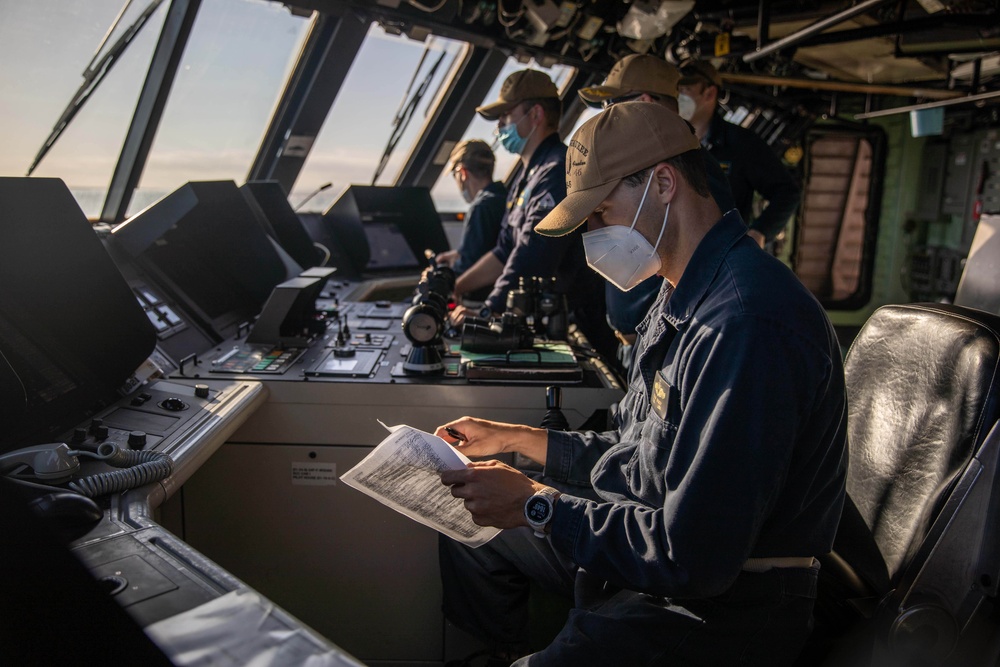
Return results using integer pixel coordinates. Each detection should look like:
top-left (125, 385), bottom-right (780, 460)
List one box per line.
top-left (68, 443), bottom-right (173, 498)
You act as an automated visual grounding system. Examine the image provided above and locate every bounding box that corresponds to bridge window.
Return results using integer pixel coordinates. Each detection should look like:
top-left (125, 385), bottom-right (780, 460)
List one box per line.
top-left (292, 25), bottom-right (466, 213)
top-left (128, 0), bottom-right (311, 216)
top-left (0, 0), bottom-right (167, 218)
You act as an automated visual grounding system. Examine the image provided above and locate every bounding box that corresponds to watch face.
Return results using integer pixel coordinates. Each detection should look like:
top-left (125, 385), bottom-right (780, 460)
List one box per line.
top-left (526, 496), bottom-right (552, 523)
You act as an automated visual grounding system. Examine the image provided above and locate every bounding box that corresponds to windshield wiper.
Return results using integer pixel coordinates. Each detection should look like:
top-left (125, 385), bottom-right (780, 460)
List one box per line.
top-left (26, 0), bottom-right (166, 176)
top-left (371, 39), bottom-right (447, 185)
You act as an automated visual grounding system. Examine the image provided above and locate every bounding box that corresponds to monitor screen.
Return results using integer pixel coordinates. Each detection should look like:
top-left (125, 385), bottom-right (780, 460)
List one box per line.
top-left (955, 213), bottom-right (1000, 314)
top-left (364, 222), bottom-right (421, 271)
top-left (240, 181), bottom-right (321, 270)
top-left (112, 181), bottom-right (287, 341)
top-left (0, 177), bottom-right (156, 449)
top-left (321, 185), bottom-right (448, 277)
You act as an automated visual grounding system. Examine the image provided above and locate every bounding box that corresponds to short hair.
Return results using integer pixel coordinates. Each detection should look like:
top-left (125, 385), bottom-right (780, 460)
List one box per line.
top-left (449, 139), bottom-right (495, 180)
top-left (522, 96), bottom-right (562, 129)
top-left (460, 157), bottom-right (494, 180)
top-left (623, 149), bottom-right (710, 198)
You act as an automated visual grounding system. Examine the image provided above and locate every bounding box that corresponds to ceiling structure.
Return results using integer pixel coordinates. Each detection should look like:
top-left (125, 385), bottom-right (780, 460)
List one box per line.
top-left (281, 0), bottom-right (1000, 97)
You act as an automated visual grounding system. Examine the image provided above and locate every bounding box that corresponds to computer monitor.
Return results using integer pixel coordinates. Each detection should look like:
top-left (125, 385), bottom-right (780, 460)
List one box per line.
top-left (112, 181), bottom-right (287, 342)
top-left (0, 177), bottom-right (156, 449)
top-left (955, 213), bottom-right (1000, 314)
top-left (321, 185), bottom-right (449, 278)
top-left (240, 181), bottom-right (321, 270)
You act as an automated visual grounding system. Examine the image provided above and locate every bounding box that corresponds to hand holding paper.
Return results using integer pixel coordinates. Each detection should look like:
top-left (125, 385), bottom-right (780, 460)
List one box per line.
top-left (440, 459), bottom-right (543, 530)
top-left (340, 422), bottom-right (501, 547)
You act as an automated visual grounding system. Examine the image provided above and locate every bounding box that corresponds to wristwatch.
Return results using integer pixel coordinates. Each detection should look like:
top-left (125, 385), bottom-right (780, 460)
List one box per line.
top-left (524, 486), bottom-right (560, 538)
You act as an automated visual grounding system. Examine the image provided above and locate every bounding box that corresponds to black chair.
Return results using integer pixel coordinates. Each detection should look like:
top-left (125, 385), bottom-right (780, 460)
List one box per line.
top-left (811, 303), bottom-right (1000, 667)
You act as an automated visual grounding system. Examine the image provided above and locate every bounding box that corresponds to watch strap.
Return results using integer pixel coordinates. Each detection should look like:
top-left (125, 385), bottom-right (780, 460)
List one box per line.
top-left (525, 486), bottom-right (560, 538)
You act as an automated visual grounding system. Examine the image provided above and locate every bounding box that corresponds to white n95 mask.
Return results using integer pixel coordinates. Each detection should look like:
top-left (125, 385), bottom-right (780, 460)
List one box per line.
top-left (582, 174), bottom-right (669, 292)
top-left (678, 94), bottom-right (696, 121)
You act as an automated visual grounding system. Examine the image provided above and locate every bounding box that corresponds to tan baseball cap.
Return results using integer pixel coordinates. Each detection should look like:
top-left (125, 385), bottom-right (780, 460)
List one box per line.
top-left (448, 139), bottom-right (495, 171)
top-left (476, 69), bottom-right (559, 121)
top-left (578, 54), bottom-right (680, 108)
top-left (535, 101), bottom-right (700, 237)
top-left (678, 59), bottom-right (722, 88)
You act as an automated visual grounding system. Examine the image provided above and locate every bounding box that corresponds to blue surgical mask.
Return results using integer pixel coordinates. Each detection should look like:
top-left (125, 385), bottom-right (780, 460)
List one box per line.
top-left (496, 113), bottom-right (535, 155)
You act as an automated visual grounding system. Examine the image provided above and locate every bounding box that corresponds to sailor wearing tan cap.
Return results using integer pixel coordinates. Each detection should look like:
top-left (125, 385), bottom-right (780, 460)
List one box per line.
top-left (451, 69), bottom-right (616, 360)
top-left (678, 58), bottom-right (802, 250)
top-left (577, 54), bottom-right (736, 358)
top-left (437, 102), bottom-right (846, 667)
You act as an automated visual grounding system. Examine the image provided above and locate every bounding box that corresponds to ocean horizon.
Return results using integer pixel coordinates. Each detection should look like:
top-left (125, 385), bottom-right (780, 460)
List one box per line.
top-left (66, 185), bottom-right (352, 220)
top-left (70, 187), bottom-right (170, 220)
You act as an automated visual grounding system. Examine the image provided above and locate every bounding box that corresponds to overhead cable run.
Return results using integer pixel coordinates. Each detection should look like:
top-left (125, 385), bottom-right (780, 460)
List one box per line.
top-left (743, 0), bottom-right (896, 64)
top-left (854, 89), bottom-right (1000, 119)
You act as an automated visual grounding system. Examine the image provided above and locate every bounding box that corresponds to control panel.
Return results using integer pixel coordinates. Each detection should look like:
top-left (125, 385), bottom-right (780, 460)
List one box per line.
top-left (169, 275), bottom-right (623, 392)
top-left (58, 382), bottom-right (222, 461)
top-left (17, 379), bottom-right (268, 625)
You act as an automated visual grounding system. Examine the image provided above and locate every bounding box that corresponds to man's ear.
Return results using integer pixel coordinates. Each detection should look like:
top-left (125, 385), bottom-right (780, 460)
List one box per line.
top-left (705, 84), bottom-right (720, 105)
top-left (527, 102), bottom-right (541, 125)
top-left (653, 162), bottom-right (677, 204)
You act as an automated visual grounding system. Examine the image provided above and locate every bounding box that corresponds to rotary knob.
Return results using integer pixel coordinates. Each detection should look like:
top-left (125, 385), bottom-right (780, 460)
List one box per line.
top-left (93, 424), bottom-right (109, 440)
top-left (159, 397), bottom-right (188, 412)
top-left (127, 431), bottom-right (147, 449)
top-left (194, 384), bottom-right (210, 399)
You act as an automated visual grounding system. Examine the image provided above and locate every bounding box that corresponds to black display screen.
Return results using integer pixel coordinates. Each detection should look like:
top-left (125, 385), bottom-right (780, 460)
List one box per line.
top-left (0, 177), bottom-right (157, 449)
top-left (364, 222), bottom-right (421, 271)
top-left (320, 185), bottom-right (449, 277)
top-left (112, 181), bottom-right (287, 341)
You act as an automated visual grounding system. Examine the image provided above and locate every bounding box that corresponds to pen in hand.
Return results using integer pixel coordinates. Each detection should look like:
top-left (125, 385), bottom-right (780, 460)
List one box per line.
top-left (445, 427), bottom-right (466, 444)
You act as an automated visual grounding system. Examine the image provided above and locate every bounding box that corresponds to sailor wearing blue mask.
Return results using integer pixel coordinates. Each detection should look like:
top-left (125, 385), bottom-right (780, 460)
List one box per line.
top-left (452, 69), bottom-right (616, 361)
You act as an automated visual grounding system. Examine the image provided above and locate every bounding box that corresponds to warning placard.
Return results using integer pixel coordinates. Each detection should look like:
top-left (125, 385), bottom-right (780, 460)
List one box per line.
top-left (291, 461), bottom-right (338, 486)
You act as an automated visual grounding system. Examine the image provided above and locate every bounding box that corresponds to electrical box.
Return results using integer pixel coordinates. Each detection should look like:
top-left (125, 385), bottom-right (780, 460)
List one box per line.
top-left (524, 0), bottom-right (563, 46)
top-left (941, 132), bottom-right (977, 216)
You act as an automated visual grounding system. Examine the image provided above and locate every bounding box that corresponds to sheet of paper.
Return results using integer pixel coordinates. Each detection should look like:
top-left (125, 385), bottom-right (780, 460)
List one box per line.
top-left (340, 422), bottom-right (500, 548)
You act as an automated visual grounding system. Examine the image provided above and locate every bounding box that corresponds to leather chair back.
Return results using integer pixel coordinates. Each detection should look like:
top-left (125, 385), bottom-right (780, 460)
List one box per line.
top-left (844, 303), bottom-right (1000, 585)
top-left (805, 304), bottom-right (1000, 666)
